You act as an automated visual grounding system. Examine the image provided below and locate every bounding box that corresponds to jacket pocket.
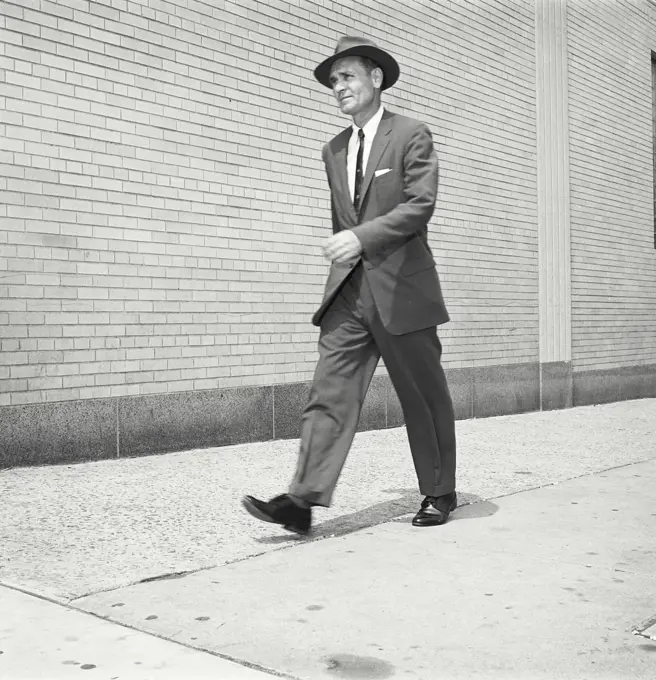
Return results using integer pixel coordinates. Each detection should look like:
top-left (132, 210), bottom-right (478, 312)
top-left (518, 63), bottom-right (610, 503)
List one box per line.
top-left (401, 255), bottom-right (436, 276)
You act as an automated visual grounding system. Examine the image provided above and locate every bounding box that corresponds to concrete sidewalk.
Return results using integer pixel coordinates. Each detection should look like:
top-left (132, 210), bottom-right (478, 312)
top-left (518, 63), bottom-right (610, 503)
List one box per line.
top-left (1, 399), bottom-right (656, 678)
top-left (0, 585), bottom-right (276, 680)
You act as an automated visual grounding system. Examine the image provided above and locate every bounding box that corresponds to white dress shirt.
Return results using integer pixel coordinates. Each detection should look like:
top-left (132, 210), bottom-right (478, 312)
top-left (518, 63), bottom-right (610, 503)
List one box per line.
top-left (348, 105), bottom-right (385, 202)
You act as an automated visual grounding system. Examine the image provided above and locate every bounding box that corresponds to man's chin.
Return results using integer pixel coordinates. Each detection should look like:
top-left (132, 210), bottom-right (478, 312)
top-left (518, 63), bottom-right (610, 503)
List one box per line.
top-left (339, 100), bottom-right (356, 115)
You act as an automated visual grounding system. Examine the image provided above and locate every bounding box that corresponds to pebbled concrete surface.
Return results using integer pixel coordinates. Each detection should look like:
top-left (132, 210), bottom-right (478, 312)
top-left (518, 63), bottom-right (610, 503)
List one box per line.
top-left (1, 399), bottom-right (654, 602)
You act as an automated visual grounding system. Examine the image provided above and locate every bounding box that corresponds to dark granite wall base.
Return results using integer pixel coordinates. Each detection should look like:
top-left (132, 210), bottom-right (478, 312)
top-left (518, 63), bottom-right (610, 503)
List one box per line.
top-left (0, 398), bottom-right (117, 469)
top-left (572, 364), bottom-right (656, 406)
top-left (118, 386), bottom-right (274, 458)
top-left (1, 362), bottom-right (655, 469)
top-left (541, 361), bottom-right (573, 411)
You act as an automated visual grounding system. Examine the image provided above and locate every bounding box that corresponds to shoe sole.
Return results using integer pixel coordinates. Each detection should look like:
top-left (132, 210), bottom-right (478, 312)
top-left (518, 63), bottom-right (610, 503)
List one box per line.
top-left (241, 497), bottom-right (310, 536)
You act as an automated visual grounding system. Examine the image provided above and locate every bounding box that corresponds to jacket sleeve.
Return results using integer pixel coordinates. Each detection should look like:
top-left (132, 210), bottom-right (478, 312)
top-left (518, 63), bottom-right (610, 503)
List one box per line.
top-left (350, 123), bottom-right (438, 259)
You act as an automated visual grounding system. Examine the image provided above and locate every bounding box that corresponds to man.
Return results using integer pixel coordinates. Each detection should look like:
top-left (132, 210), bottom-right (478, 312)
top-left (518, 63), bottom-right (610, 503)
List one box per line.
top-left (243, 36), bottom-right (456, 535)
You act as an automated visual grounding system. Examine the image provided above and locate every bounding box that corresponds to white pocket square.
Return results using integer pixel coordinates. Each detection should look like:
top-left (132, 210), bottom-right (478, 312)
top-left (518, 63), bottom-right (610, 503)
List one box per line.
top-left (374, 168), bottom-right (392, 177)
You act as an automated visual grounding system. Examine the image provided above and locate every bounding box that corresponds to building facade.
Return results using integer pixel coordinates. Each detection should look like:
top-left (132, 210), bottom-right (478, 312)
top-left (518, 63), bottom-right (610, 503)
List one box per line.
top-left (1, 0), bottom-right (655, 467)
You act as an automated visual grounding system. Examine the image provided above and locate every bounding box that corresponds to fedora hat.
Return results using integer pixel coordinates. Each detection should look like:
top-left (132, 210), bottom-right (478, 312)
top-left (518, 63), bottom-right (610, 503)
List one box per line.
top-left (314, 36), bottom-right (400, 91)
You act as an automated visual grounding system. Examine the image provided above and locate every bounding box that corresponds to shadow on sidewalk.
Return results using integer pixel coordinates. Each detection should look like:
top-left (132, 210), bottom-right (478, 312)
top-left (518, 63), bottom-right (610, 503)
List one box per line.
top-left (254, 490), bottom-right (497, 545)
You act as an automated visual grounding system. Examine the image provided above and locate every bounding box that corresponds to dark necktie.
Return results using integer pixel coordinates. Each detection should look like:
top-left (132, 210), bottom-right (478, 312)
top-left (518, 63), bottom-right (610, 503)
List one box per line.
top-left (353, 127), bottom-right (365, 210)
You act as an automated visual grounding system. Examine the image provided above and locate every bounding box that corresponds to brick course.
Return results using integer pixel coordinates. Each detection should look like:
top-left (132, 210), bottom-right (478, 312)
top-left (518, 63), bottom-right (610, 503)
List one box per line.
top-left (568, 0), bottom-right (656, 370)
top-left (0, 0), bottom-right (655, 411)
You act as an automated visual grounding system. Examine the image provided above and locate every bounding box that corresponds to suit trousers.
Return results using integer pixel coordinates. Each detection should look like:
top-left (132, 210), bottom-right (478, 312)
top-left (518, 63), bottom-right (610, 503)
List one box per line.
top-left (289, 262), bottom-right (456, 507)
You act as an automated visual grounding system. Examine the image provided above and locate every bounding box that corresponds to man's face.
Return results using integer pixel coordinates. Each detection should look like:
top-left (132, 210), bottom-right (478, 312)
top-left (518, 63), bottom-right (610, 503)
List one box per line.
top-left (329, 57), bottom-right (382, 116)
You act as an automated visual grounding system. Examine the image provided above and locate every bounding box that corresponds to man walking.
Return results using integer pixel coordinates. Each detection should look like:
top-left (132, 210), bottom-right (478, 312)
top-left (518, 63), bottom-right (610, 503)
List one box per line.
top-left (243, 36), bottom-right (457, 534)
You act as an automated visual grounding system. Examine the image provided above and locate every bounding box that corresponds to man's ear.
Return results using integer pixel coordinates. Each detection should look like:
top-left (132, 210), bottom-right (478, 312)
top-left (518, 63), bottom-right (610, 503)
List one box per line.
top-left (372, 66), bottom-right (384, 90)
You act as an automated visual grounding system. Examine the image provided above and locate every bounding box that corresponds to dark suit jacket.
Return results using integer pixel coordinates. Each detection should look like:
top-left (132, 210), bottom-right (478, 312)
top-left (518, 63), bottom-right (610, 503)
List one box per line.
top-left (312, 109), bottom-right (450, 335)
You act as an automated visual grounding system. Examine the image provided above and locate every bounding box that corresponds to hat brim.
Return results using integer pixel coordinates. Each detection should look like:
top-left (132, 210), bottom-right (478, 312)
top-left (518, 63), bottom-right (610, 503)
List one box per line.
top-left (314, 45), bottom-right (400, 91)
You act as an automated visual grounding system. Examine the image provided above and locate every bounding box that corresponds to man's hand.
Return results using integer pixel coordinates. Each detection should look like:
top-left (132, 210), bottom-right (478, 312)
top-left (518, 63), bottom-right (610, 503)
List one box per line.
top-left (323, 230), bottom-right (363, 264)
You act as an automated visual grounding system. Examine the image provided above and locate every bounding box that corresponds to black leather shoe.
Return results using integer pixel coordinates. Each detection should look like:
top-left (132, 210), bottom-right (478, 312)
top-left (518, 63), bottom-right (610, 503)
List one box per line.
top-left (412, 491), bottom-right (457, 527)
top-left (242, 494), bottom-right (311, 535)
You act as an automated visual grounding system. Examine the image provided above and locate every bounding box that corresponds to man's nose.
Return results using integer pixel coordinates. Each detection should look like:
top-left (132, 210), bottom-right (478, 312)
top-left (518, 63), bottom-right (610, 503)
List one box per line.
top-left (333, 81), bottom-right (345, 94)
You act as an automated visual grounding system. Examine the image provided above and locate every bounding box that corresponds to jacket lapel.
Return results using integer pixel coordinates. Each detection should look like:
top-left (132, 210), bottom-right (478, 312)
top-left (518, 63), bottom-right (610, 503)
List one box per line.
top-left (326, 111), bottom-right (395, 225)
top-left (329, 128), bottom-right (357, 223)
top-left (359, 111), bottom-right (393, 211)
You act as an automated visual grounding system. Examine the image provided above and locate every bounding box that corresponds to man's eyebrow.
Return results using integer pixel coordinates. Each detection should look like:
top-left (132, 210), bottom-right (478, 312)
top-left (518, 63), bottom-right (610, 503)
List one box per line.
top-left (329, 68), bottom-right (354, 81)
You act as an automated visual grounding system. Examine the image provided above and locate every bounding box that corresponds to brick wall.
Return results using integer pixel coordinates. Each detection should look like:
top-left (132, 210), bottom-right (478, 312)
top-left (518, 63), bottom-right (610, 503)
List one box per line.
top-left (567, 0), bottom-right (656, 371)
top-left (0, 0), bottom-right (539, 407)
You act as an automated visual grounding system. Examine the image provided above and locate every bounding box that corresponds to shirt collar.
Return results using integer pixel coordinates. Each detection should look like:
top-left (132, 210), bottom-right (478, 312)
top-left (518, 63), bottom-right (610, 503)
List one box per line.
top-left (352, 105), bottom-right (385, 139)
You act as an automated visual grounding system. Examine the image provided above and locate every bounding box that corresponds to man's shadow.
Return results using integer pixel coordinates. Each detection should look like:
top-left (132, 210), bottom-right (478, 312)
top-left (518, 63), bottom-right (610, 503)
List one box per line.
top-left (255, 489), bottom-right (499, 545)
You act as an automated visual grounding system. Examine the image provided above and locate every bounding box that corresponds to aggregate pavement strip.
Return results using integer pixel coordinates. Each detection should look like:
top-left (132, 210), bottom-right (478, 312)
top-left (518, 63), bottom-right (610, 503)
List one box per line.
top-left (1, 399), bottom-right (656, 679)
